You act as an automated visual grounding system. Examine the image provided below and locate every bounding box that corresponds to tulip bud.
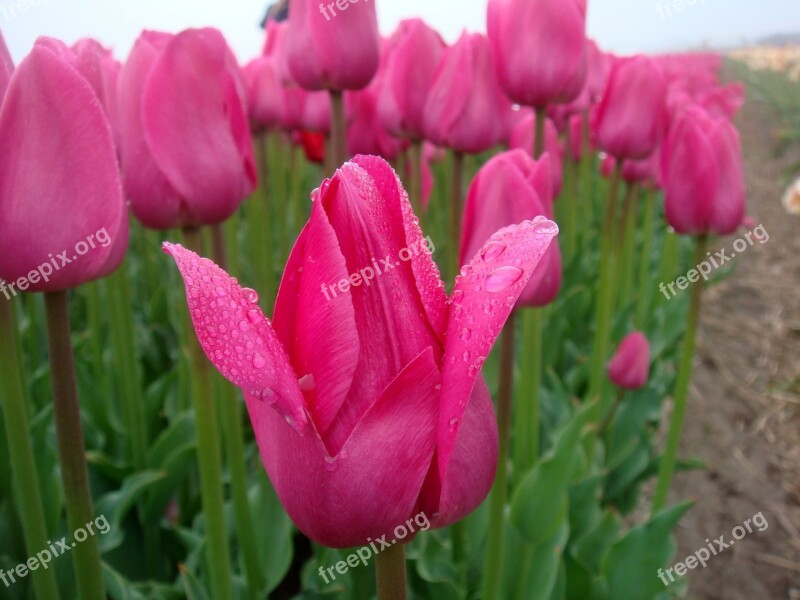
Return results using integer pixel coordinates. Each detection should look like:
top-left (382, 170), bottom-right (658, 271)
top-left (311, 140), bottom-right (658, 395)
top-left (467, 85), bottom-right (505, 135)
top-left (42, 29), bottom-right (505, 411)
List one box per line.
top-left (286, 0), bottom-right (380, 91)
top-left (377, 19), bottom-right (446, 140)
top-left (0, 38), bottom-right (128, 292)
top-left (662, 105), bottom-right (745, 235)
top-left (423, 32), bottom-right (510, 154)
top-left (487, 0), bottom-right (587, 108)
top-left (607, 332), bottom-right (650, 390)
top-left (118, 29), bottom-right (256, 230)
top-left (243, 56), bottom-right (285, 131)
top-left (460, 150), bottom-right (562, 307)
top-left (592, 55), bottom-right (668, 160)
top-left (508, 111), bottom-right (564, 197)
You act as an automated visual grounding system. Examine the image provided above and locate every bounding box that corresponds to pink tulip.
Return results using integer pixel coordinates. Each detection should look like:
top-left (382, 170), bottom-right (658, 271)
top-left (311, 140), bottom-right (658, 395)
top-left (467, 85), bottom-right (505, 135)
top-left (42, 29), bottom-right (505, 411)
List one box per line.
top-left (662, 105), bottom-right (745, 236)
top-left (508, 111), bottom-right (564, 197)
top-left (345, 85), bottom-right (408, 161)
top-left (118, 29), bottom-right (256, 230)
top-left (262, 20), bottom-right (293, 85)
top-left (166, 155), bottom-right (558, 547)
top-left (287, 0), bottom-right (380, 91)
top-left (487, 0), bottom-right (587, 108)
top-left (423, 33), bottom-right (510, 154)
top-left (243, 56), bottom-right (285, 131)
top-left (377, 19), bottom-right (446, 140)
top-left (592, 55), bottom-right (668, 160)
top-left (460, 150), bottom-right (562, 307)
top-left (299, 88), bottom-right (331, 133)
top-left (0, 31), bottom-right (12, 98)
top-left (607, 332), bottom-right (650, 390)
top-left (0, 38), bottom-right (128, 293)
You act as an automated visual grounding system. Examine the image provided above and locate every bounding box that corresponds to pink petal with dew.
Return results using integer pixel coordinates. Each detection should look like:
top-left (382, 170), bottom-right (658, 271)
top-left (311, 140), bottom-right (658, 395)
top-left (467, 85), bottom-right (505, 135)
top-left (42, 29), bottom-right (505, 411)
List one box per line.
top-left (164, 242), bottom-right (307, 431)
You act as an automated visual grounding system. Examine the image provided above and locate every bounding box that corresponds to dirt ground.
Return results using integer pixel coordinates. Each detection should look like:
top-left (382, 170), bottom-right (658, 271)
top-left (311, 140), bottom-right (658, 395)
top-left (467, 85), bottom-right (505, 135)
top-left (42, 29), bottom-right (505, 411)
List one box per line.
top-left (665, 74), bottom-right (800, 598)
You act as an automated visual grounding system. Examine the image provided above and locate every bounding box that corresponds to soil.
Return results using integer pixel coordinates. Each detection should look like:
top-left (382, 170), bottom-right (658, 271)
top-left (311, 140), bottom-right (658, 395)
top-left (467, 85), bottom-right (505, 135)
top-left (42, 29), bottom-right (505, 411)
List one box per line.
top-left (663, 71), bottom-right (800, 599)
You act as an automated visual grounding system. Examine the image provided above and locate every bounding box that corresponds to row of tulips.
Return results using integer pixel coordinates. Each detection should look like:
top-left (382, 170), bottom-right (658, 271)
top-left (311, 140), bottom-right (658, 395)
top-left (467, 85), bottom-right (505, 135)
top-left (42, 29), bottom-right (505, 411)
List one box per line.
top-left (0, 0), bottom-right (748, 597)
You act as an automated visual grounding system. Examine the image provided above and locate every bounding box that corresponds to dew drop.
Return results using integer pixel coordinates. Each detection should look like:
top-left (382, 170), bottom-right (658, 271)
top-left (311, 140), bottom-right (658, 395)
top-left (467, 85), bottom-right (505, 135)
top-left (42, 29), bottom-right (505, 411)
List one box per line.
top-left (247, 309), bottom-right (260, 324)
top-left (449, 417), bottom-right (459, 430)
top-left (462, 351), bottom-right (471, 362)
top-left (215, 286), bottom-right (226, 297)
top-left (238, 321), bottom-right (249, 332)
top-left (252, 354), bottom-right (266, 369)
top-left (481, 241), bottom-right (507, 261)
top-left (460, 327), bottom-right (472, 341)
top-left (243, 288), bottom-right (259, 304)
top-left (486, 266), bottom-right (524, 292)
top-left (450, 289), bottom-right (464, 305)
top-left (459, 265), bottom-right (470, 277)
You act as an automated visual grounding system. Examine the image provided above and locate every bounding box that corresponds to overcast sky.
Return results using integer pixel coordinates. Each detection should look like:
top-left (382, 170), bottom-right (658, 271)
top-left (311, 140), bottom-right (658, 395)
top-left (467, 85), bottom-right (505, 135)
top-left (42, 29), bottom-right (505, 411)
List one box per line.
top-left (3, 0), bottom-right (798, 64)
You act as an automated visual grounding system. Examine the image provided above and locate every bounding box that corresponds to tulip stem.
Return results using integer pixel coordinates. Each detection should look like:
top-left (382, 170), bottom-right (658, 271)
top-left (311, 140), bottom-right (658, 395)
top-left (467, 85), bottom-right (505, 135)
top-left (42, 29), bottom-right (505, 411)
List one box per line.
top-left (450, 151), bottom-right (465, 283)
top-left (482, 309), bottom-right (518, 600)
top-left (211, 224), bottom-right (266, 598)
top-left (533, 107), bottom-right (546, 159)
top-left (181, 227), bottom-right (234, 600)
top-left (330, 90), bottom-right (347, 168)
top-left (44, 291), bottom-right (105, 600)
top-left (515, 307), bottom-right (544, 477)
top-left (0, 299), bottom-right (61, 600)
top-left (635, 186), bottom-right (656, 328)
top-left (585, 165), bottom-right (622, 465)
top-left (375, 542), bottom-right (407, 600)
top-left (617, 183), bottom-right (639, 311)
top-left (409, 140), bottom-right (423, 215)
top-left (652, 235), bottom-right (708, 514)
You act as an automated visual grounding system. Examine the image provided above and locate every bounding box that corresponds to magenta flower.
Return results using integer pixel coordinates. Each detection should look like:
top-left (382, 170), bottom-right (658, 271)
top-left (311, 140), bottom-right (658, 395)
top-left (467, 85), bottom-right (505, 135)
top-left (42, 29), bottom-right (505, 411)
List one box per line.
top-left (166, 156), bottom-right (558, 547)
top-left (487, 0), bottom-right (587, 108)
top-left (0, 38), bottom-right (128, 292)
top-left (662, 105), bottom-right (745, 236)
top-left (607, 332), bottom-right (650, 390)
top-left (0, 31), bottom-right (12, 98)
top-left (460, 150), bottom-right (562, 307)
top-left (118, 29), bottom-right (256, 230)
top-left (286, 0), bottom-right (380, 91)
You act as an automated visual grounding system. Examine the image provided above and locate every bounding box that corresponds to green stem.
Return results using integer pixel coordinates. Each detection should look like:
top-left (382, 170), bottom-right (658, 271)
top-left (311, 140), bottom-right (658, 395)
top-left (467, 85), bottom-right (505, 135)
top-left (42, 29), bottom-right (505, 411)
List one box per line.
top-left (588, 166), bottom-right (622, 400)
top-left (514, 308), bottom-right (543, 479)
top-left (482, 310), bottom-right (518, 600)
top-left (375, 542), bottom-right (407, 600)
top-left (450, 151), bottom-right (465, 285)
top-left (657, 227), bottom-right (680, 308)
top-left (211, 225), bottom-right (266, 598)
top-left (409, 140), bottom-right (423, 216)
top-left (617, 183), bottom-right (639, 312)
top-left (652, 236), bottom-right (708, 514)
top-left (330, 90), bottom-right (347, 169)
top-left (533, 107), bottom-right (546, 159)
top-left (0, 299), bottom-right (61, 600)
top-left (44, 291), bottom-right (105, 600)
top-left (182, 227), bottom-right (234, 600)
top-left (635, 187), bottom-right (656, 328)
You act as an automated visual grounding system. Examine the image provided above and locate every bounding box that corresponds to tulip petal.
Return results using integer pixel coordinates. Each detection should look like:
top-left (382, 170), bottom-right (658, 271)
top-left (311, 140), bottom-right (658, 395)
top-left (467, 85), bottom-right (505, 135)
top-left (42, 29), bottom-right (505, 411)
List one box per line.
top-left (0, 39), bottom-right (128, 292)
top-left (0, 31), bottom-right (14, 99)
top-left (429, 377), bottom-right (498, 527)
top-left (142, 28), bottom-right (256, 224)
top-left (164, 242), bottom-right (307, 431)
top-left (245, 346), bottom-right (440, 548)
top-left (273, 197), bottom-right (359, 439)
top-left (320, 158), bottom-right (444, 451)
top-left (438, 217), bottom-right (558, 478)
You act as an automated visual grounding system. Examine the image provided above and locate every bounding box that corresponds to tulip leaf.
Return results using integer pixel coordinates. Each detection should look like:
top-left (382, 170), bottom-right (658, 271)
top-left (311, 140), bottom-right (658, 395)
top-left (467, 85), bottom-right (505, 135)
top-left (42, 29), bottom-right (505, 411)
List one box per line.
top-left (600, 501), bottom-right (694, 600)
top-left (96, 470), bottom-right (167, 553)
top-left (102, 561), bottom-right (149, 600)
top-left (510, 401), bottom-right (594, 545)
top-left (572, 509), bottom-right (621, 575)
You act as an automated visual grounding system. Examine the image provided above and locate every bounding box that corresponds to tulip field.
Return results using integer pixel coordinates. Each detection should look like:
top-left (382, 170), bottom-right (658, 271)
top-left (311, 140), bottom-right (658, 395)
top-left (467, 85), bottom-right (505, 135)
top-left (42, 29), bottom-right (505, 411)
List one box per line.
top-left (1, 1), bottom-right (798, 599)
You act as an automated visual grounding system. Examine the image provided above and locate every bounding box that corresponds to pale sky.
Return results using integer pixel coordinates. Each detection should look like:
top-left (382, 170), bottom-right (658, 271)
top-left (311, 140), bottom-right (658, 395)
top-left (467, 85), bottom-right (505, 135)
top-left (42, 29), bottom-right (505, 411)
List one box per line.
top-left (3, 0), bottom-right (798, 65)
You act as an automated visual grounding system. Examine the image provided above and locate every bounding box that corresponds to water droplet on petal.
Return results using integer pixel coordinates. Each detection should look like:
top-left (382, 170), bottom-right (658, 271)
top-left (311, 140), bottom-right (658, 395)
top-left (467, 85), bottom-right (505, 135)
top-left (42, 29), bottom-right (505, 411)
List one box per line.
top-left (298, 374), bottom-right (316, 391)
top-left (480, 241), bottom-right (507, 261)
top-left (215, 286), bottom-right (226, 297)
top-left (450, 289), bottom-right (464, 305)
top-left (238, 321), bottom-right (249, 331)
top-left (459, 265), bottom-right (470, 277)
top-left (449, 417), bottom-right (459, 431)
top-left (486, 266), bottom-right (524, 292)
top-left (460, 327), bottom-right (472, 341)
top-left (252, 354), bottom-right (266, 369)
top-left (243, 288), bottom-right (259, 304)
top-left (247, 309), bottom-right (260, 324)
top-left (462, 351), bottom-right (471, 362)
